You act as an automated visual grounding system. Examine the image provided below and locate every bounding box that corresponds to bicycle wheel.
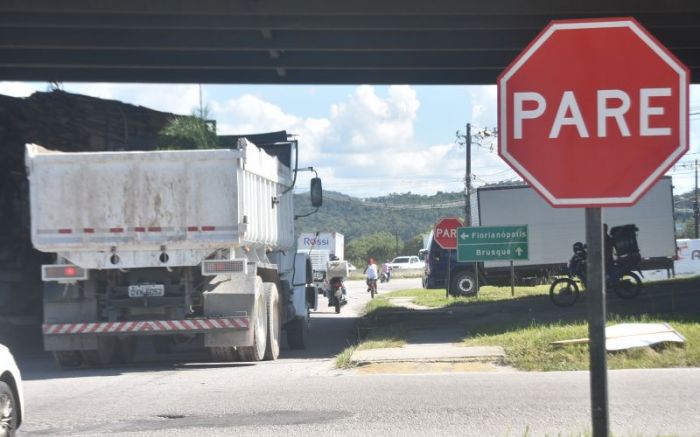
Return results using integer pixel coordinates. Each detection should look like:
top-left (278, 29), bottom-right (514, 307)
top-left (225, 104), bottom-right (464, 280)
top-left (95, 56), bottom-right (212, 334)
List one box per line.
top-left (549, 278), bottom-right (580, 307)
top-left (611, 271), bottom-right (642, 299)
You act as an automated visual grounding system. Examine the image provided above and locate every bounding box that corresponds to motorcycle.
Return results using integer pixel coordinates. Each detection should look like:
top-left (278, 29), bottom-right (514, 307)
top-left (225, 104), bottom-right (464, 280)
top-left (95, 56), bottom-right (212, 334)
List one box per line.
top-left (327, 276), bottom-right (347, 314)
top-left (380, 267), bottom-right (391, 283)
top-left (549, 240), bottom-right (642, 307)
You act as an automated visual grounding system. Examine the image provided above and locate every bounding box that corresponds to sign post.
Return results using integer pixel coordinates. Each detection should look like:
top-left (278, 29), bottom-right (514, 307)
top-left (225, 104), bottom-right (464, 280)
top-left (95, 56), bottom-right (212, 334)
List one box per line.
top-left (497, 18), bottom-right (689, 437)
top-left (434, 217), bottom-right (464, 297)
top-left (586, 208), bottom-right (608, 434)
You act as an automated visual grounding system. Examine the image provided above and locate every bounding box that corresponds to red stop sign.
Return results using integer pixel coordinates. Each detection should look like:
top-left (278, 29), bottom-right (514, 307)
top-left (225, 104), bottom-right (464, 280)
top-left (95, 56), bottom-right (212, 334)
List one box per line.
top-left (434, 217), bottom-right (464, 249)
top-left (498, 18), bottom-right (689, 207)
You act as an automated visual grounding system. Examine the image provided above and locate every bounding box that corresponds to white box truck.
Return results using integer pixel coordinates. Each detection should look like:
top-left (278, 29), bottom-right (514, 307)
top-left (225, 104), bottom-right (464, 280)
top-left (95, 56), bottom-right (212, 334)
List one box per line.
top-left (424, 177), bottom-right (676, 293)
top-left (475, 177), bottom-right (676, 284)
top-left (297, 232), bottom-right (344, 260)
top-left (26, 138), bottom-right (321, 368)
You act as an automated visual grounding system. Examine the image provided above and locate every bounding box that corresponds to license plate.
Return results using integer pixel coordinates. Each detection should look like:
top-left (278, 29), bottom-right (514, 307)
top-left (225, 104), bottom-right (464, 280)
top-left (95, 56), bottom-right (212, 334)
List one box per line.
top-left (128, 284), bottom-right (165, 298)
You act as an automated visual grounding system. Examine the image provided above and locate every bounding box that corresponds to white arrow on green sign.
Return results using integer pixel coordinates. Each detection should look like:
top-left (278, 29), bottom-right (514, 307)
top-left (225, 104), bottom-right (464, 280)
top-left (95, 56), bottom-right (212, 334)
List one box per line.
top-left (457, 225), bottom-right (529, 262)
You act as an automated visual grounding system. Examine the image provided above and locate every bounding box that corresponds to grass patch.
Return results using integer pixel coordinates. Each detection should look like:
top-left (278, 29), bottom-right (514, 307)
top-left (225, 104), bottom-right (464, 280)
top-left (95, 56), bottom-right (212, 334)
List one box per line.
top-left (379, 285), bottom-right (550, 308)
top-left (363, 294), bottom-right (395, 316)
top-left (462, 314), bottom-right (700, 371)
top-left (335, 324), bottom-right (408, 369)
top-left (383, 275), bottom-right (700, 309)
top-left (335, 297), bottom-right (409, 369)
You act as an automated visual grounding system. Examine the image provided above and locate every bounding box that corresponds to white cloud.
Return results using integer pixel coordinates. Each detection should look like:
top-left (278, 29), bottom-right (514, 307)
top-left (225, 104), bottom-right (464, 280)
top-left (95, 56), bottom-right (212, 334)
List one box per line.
top-left (468, 85), bottom-right (497, 128)
top-left (211, 93), bottom-right (331, 165)
top-left (328, 85), bottom-right (419, 153)
top-left (0, 82), bottom-right (43, 97)
top-left (66, 83), bottom-right (200, 115)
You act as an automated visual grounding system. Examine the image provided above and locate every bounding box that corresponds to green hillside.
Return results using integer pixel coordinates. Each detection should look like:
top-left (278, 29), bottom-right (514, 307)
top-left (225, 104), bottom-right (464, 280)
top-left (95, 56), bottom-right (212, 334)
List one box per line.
top-left (294, 182), bottom-right (696, 260)
top-left (294, 190), bottom-right (464, 243)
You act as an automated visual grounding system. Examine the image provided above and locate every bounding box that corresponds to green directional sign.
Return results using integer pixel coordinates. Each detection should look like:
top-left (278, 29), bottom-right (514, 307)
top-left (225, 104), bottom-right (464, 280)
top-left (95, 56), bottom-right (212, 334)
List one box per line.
top-left (457, 225), bottom-right (529, 262)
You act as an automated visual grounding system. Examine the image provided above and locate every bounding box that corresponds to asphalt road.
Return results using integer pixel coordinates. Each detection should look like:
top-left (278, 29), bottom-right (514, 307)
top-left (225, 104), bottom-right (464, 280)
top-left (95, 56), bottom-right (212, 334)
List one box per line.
top-left (15, 278), bottom-right (700, 436)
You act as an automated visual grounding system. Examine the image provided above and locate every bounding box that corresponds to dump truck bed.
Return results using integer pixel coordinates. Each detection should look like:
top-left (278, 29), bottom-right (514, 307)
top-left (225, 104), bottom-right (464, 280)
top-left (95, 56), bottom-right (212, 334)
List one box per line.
top-left (25, 140), bottom-right (294, 269)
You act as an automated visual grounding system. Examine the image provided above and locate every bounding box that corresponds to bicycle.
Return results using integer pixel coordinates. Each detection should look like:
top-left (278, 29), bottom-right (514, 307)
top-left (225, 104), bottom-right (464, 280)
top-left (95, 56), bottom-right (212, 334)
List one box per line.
top-left (366, 278), bottom-right (378, 299)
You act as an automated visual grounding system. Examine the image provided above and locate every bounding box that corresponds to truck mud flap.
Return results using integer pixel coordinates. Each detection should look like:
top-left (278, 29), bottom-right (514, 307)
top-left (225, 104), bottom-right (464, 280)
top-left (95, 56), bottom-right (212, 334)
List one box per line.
top-left (42, 315), bottom-right (249, 336)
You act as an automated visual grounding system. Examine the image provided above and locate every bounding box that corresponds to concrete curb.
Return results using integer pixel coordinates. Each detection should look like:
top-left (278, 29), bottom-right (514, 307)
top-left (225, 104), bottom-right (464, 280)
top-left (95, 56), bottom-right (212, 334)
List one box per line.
top-left (350, 344), bottom-right (506, 365)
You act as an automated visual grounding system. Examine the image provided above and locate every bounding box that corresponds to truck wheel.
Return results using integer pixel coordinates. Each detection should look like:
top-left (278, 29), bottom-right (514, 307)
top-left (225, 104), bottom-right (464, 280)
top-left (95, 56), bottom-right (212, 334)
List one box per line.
top-left (210, 347), bottom-right (237, 362)
top-left (53, 351), bottom-right (83, 369)
top-left (450, 271), bottom-right (477, 296)
top-left (286, 316), bottom-right (307, 350)
top-left (237, 285), bottom-right (268, 362)
top-left (263, 283), bottom-right (281, 361)
top-left (81, 337), bottom-right (116, 367)
top-left (0, 381), bottom-right (18, 437)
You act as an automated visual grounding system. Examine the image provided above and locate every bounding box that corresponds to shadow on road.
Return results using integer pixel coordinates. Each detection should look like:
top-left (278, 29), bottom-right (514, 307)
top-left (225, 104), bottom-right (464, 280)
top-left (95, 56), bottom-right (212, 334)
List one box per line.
top-left (19, 352), bottom-right (258, 380)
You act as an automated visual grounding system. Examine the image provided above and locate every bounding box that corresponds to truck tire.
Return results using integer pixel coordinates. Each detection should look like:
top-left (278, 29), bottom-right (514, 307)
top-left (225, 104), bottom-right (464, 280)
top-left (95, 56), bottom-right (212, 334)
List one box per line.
top-left (286, 316), bottom-right (308, 350)
top-left (263, 282), bottom-right (281, 361)
top-left (53, 351), bottom-right (83, 369)
top-left (237, 283), bottom-right (268, 362)
top-left (81, 337), bottom-right (116, 367)
top-left (450, 271), bottom-right (477, 296)
top-left (0, 380), bottom-right (18, 437)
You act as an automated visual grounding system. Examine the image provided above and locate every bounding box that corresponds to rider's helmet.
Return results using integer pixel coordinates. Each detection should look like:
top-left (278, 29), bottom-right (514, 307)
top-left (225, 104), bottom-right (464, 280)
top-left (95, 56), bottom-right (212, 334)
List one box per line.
top-left (573, 242), bottom-right (584, 252)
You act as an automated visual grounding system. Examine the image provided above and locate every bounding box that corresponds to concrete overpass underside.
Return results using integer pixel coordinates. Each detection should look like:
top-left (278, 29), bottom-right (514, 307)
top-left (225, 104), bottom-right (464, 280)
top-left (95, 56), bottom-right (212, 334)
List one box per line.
top-left (1, 0), bottom-right (700, 84)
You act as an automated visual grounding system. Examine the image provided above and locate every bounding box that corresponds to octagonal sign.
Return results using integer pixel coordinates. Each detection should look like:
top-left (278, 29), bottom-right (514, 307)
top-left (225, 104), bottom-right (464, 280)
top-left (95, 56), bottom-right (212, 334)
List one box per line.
top-left (434, 217), bottom-right (464, 249)
top-left (498, 18), bottom-right (689, 207)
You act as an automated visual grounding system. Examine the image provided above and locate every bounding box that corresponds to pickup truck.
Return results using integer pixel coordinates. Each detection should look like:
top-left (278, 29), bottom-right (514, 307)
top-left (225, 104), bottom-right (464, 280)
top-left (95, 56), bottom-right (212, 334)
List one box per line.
top-left (386, 256), bottom-right (425, 270)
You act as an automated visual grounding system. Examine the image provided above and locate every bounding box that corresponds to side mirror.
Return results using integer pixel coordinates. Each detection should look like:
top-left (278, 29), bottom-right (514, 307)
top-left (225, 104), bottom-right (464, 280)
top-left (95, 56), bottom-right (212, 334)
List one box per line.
top-left (310, 177), bottom-right (323, 207)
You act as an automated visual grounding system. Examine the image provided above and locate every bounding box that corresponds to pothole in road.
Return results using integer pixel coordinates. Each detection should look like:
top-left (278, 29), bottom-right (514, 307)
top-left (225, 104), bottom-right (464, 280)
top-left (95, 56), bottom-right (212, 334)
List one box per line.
top-left (156, 414), bottom-right (187, 419)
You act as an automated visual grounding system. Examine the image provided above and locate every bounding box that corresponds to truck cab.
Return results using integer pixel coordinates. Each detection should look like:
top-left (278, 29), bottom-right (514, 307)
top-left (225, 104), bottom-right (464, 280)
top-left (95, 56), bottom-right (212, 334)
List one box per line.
top-left (423, 234), bottom-right (478, 296)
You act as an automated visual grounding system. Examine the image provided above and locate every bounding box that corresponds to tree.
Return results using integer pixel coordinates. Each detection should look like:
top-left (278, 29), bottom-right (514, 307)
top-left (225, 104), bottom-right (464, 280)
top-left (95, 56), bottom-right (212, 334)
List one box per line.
top-left (346, 232), bottom-right (400, 267)
top-left (678, 219), bottom-right (696, 239)
top-left (403, 234), bottom-right (426, 256)
top-left (158, 106), bottom-right (218, 150)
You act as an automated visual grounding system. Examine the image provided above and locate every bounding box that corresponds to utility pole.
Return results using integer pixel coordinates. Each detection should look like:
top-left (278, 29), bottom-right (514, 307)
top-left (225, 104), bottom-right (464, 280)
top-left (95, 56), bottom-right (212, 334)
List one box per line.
top-left (395, 232), bottom-right (399, 257)
top-left (695, 159), bottom-right (698, 238)
top-left (457, 123), bottom-right (496, 226)
top-left (465, 123), bottom-right (472, 226)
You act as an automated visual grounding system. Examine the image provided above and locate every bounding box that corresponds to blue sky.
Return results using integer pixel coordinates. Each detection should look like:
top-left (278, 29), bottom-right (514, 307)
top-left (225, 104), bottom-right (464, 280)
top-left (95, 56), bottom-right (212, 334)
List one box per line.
top-left (1, 81), bottom-right (698, 198)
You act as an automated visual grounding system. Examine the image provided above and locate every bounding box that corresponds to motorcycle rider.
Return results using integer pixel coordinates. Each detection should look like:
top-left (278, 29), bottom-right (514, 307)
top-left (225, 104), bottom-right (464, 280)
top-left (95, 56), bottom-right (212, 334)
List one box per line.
top-left (328, 253), bottom-right (347, 304)
top-left (381, 262), bottom-right (391, 282)
top-left (365, 258), bottom-right (378, 293)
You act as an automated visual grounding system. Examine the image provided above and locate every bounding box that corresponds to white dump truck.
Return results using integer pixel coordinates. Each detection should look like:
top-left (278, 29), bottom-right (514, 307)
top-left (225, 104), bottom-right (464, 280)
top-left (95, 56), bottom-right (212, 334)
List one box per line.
top-left (25, 138), bottom-right (321, 368)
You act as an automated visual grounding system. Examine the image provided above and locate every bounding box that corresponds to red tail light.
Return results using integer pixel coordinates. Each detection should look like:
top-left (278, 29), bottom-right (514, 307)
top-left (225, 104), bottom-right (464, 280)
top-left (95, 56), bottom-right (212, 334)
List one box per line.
top-left (42, 264), bottom-right (88, 281)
